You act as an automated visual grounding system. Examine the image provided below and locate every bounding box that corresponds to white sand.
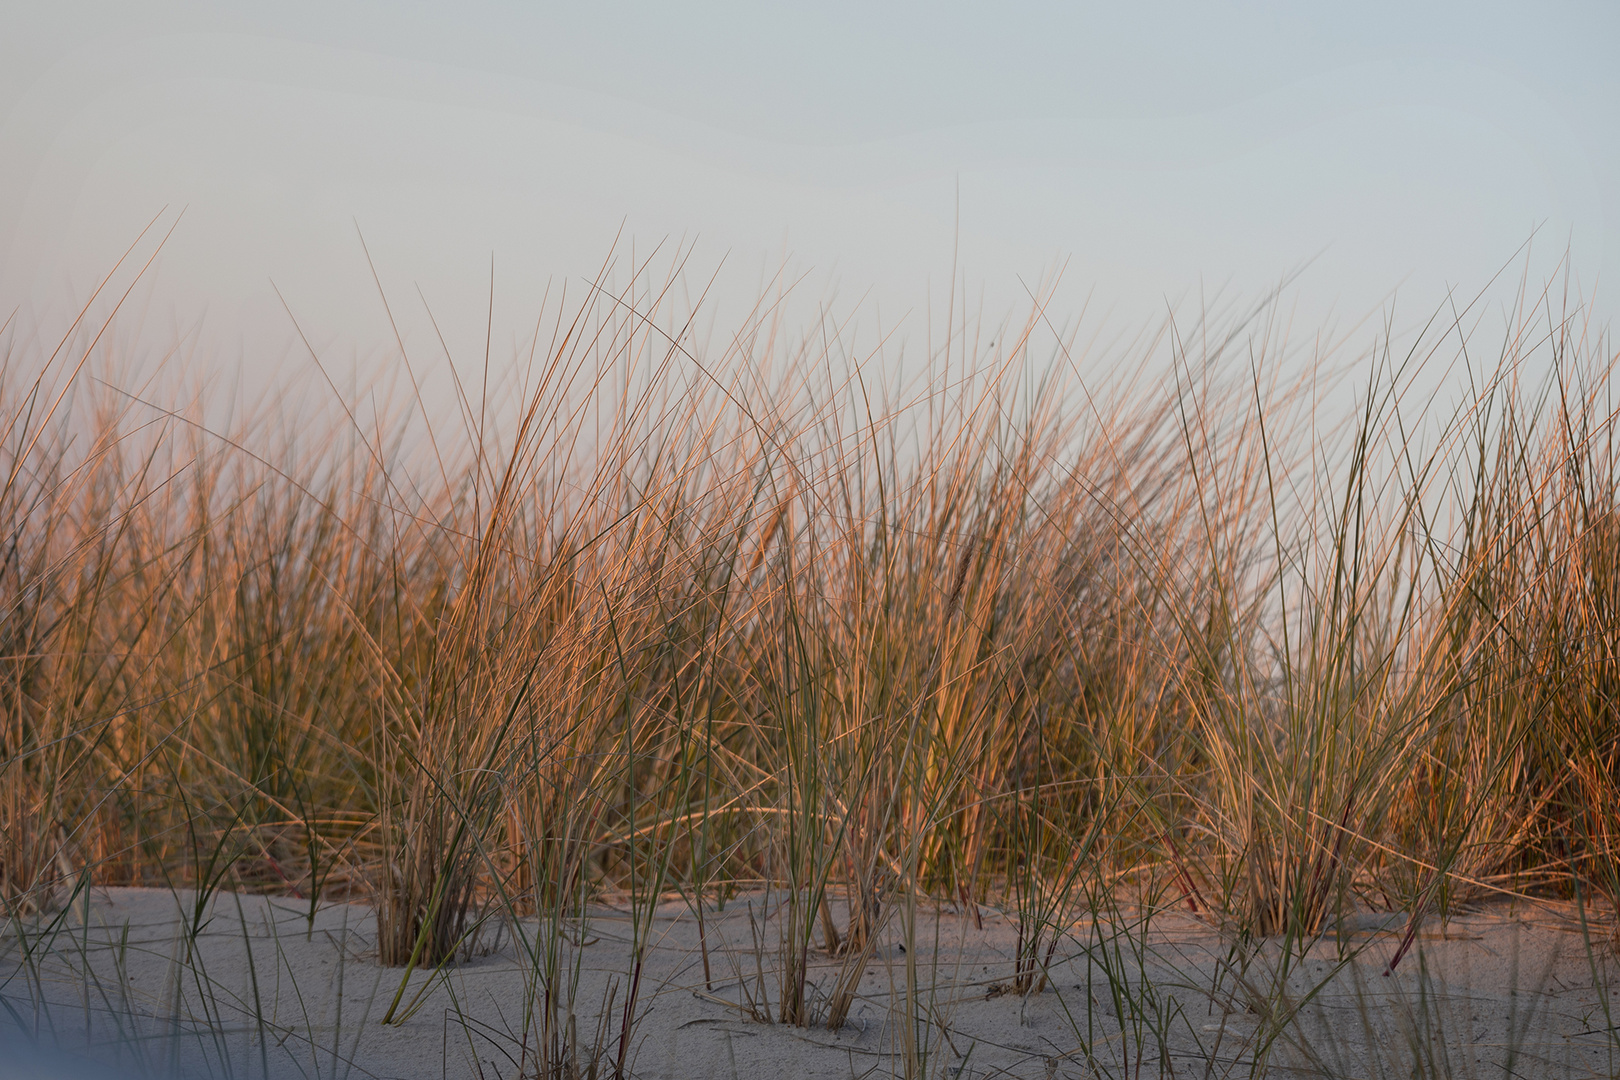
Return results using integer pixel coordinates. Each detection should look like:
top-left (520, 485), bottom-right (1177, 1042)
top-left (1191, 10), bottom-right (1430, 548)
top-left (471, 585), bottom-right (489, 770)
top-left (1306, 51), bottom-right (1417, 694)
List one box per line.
top-left (5, 887), bottom-right (1619, 1078)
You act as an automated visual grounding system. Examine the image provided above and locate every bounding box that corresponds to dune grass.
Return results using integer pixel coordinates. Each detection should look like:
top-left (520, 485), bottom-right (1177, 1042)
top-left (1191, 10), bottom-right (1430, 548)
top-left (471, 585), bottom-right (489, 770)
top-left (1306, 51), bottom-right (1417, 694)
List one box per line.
top-left (2, 229), bottom-right (1618, 1077)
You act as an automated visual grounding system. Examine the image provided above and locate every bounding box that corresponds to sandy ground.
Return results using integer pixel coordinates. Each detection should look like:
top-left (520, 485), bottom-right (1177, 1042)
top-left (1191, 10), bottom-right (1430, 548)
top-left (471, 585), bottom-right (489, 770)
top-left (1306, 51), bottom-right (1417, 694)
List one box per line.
top-left (4, 886), bottom-right (1620, 1079)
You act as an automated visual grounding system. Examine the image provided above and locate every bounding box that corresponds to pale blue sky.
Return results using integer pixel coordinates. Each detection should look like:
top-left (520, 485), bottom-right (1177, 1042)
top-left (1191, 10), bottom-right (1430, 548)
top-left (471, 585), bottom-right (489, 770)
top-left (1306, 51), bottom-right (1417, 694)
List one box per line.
top-left (4, 1), bottom-right (1616, 383)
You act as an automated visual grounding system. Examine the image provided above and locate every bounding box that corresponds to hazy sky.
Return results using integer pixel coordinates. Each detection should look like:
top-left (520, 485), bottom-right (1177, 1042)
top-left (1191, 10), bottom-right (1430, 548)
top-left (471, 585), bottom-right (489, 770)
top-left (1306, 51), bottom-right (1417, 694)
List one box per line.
top-left (4, 1), bottom-right (1617, 382)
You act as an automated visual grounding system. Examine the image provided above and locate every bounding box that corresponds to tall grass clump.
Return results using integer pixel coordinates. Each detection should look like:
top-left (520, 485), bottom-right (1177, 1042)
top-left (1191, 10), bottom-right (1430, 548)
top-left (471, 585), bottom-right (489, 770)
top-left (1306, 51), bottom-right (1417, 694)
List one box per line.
top-left (4, 221), bottom-right (1620, 1075)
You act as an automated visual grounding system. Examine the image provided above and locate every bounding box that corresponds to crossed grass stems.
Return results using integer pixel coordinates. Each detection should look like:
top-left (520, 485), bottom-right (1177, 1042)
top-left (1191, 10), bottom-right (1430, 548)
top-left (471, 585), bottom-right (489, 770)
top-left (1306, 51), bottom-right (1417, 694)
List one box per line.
top-left (3, 223), bottom-right (1620, 1076)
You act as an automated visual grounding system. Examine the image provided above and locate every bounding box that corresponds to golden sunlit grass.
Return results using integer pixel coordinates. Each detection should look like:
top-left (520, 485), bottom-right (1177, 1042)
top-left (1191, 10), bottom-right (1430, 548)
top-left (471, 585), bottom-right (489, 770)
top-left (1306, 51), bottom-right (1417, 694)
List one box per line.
top-left (3, 222), bottom-right (1618, 1077)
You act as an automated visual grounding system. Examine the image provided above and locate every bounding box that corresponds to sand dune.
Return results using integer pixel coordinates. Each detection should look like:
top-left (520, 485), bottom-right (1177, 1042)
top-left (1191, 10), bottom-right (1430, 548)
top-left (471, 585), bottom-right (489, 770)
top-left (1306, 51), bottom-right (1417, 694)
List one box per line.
top-left (6, 887), bottom-right (1619, 1078)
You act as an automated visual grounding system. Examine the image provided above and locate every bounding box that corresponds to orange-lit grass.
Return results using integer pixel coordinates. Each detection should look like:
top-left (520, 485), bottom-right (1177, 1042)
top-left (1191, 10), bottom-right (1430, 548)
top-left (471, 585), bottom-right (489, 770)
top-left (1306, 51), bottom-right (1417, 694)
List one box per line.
top-left (3, 229), bottom-right (1618, 1075)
